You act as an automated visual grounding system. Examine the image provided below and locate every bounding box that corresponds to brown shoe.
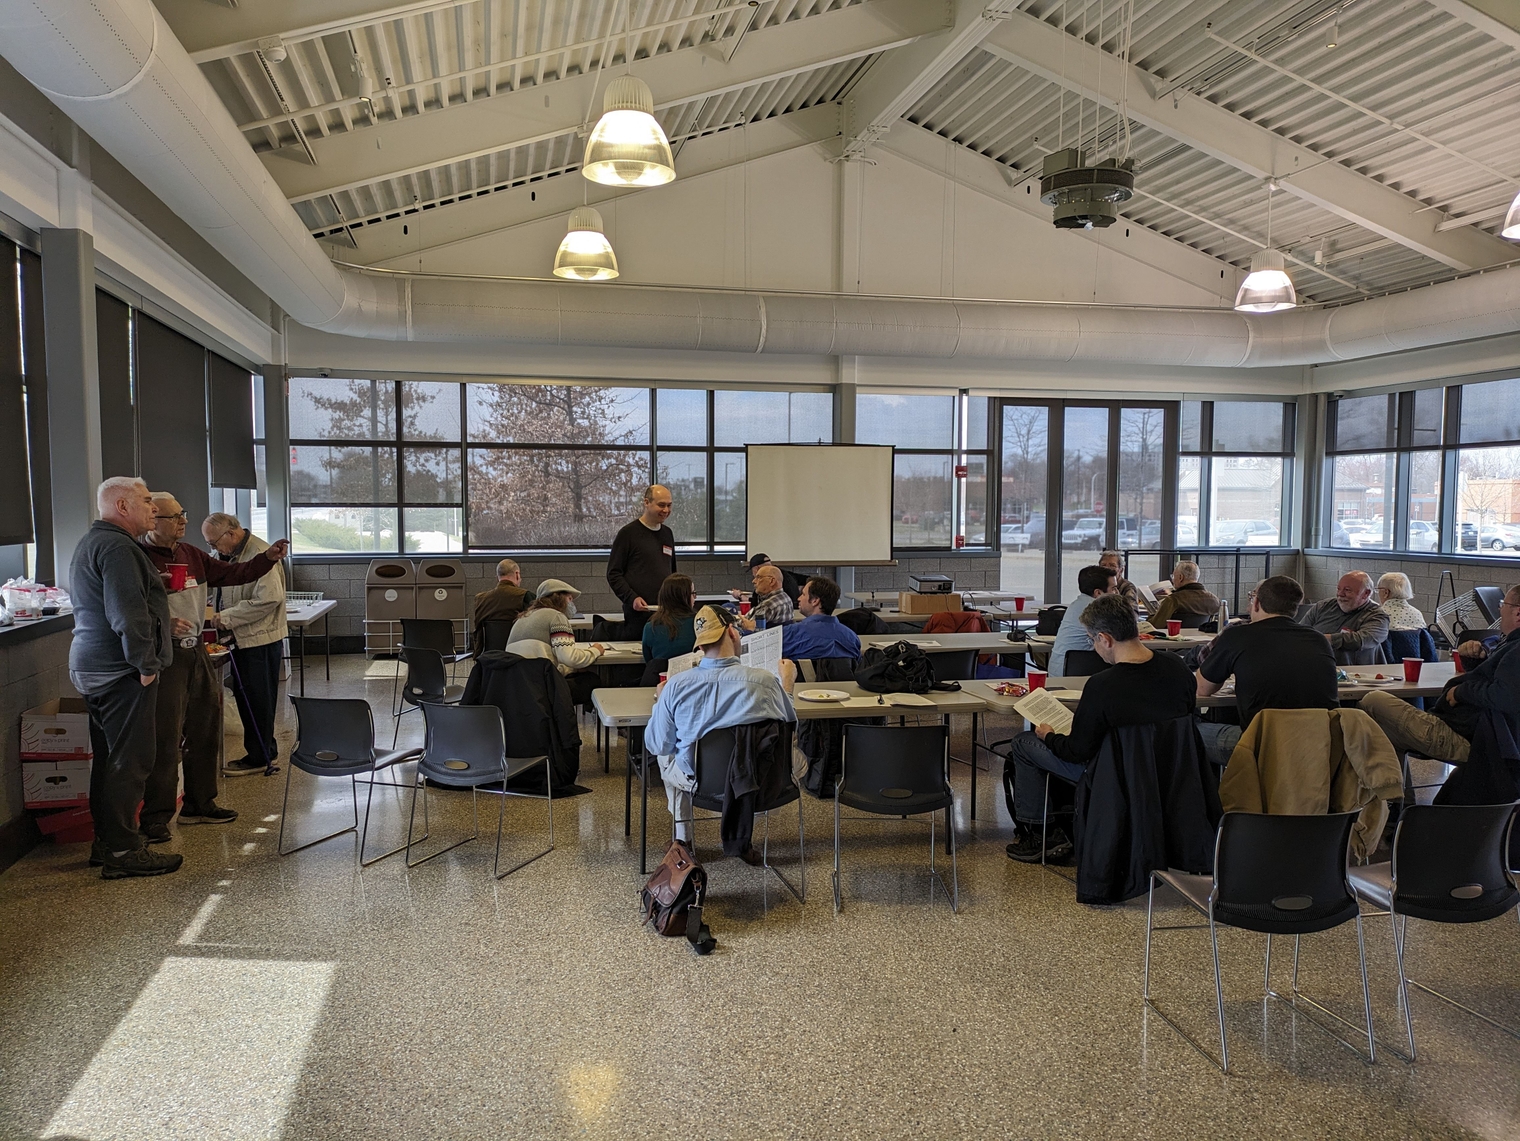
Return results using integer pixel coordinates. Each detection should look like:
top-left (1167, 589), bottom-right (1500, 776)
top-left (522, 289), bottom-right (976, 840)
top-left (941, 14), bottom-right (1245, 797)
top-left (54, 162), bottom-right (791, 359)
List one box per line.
top-left (739, 846), bottom-right (764, 866)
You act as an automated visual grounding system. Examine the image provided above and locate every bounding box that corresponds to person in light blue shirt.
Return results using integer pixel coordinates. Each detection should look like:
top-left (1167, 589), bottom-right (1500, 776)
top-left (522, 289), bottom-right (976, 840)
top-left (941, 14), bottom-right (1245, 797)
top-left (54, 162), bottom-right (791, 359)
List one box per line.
top-left (1049, 564), bottom-right (1118, 675)
top-left (781, 576), bottom-right (862, 662)
top-left (647, 605), bottom-right (797, 841)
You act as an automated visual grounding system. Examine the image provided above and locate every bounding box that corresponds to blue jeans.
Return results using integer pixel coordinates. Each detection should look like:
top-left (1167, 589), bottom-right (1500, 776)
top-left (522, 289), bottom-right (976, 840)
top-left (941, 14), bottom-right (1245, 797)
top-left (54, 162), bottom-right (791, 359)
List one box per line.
top-left (1004, 731), bottom-right (1086, 825)
top-left (1195, 721), bottom-right (1241, 770)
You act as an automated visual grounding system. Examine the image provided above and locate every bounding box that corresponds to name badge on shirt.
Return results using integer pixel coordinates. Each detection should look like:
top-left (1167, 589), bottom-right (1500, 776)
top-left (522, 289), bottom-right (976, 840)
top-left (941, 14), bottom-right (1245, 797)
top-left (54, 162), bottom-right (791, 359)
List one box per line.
top-left (662, 546), bottom-right (673, 557)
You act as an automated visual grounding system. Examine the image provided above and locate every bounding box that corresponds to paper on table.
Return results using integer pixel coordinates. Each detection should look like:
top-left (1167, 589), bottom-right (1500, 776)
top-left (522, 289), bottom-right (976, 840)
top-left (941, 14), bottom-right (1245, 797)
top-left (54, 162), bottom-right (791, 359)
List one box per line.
top-left (1013, 688), bottom-right (1074, 735)
top-left (843, 692), bottom-right (936, 709)
top-left (903, 639), bottom-right (942, 648)
top-left (740, 625), bottom-right (784, 679)
top-left (665, 650), bottom-right (702, 677)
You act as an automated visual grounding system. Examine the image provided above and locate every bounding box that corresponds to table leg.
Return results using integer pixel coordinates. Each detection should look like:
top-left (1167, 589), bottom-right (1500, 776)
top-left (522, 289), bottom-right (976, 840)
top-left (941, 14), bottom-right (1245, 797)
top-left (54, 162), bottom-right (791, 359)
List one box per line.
top-left (297, 623), bottom-right (306, 697)
top-left (639, 737), bottom-right (650, 875)
top-left (970, 710), bottom-right (978, 821)
top-left (622, 730), bottom-right (632, 838)
top-left (324, 613), bottom-right (331, 680)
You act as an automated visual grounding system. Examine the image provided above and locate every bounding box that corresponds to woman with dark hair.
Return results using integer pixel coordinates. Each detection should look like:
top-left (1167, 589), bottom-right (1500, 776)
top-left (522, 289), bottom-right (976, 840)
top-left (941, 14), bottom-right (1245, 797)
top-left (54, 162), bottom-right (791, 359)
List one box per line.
top-left (642, 573), bottom-right (697, 662)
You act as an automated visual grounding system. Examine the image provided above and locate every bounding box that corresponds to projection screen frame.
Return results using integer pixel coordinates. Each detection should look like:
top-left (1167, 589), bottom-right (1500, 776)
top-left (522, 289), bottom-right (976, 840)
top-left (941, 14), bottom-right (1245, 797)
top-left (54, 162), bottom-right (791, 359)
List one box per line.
top-left (743, 443), bottom-right (897, 566)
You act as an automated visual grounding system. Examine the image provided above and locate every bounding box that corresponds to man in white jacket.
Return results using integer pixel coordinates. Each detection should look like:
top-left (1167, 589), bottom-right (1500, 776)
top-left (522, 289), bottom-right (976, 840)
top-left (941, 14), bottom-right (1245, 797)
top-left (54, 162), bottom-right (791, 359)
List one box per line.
top-left (203, 512), bottom-right (288, 776)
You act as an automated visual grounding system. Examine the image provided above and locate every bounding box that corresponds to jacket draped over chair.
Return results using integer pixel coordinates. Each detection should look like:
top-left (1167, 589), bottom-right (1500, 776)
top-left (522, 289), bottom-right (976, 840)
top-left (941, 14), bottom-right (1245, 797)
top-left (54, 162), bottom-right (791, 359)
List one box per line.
top-left (461, 652), bottom-right (582, 792)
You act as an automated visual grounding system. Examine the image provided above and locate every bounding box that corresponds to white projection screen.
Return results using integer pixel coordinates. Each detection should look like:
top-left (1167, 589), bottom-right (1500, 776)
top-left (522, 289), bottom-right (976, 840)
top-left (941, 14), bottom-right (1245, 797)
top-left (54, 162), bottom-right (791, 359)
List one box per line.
top-left (745, 444), bottom-right (894, 565)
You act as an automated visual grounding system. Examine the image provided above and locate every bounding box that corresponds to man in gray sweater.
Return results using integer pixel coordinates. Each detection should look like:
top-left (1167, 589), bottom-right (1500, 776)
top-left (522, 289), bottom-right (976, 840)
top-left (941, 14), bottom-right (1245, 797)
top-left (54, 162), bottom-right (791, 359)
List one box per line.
top-left (68, 477), bottom-right (181, 879)
top-left (1300, 571), bottom-right (1390, 665)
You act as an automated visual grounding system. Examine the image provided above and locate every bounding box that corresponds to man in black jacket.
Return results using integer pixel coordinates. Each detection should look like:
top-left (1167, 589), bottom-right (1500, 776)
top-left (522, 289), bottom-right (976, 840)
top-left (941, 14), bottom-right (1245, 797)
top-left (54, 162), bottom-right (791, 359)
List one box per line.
top-left (67, 477), bottom-right (181, 879)
top-left (1003, 594), bottom-right (1196, 862)
top-left (1361, 582), bottom-right (1520, 765)
top-left (606, 484), bottom-right (676, 639)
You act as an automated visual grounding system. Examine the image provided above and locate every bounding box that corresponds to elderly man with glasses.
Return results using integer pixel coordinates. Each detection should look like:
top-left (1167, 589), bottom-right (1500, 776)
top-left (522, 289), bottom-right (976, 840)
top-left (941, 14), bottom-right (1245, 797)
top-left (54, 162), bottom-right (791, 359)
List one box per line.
top-left (1361, 583), bottom-right (1520, 766)
top-left (138, 495), bottom-right (287, 833)
top-left (202, 512), bottom-right (289, 776)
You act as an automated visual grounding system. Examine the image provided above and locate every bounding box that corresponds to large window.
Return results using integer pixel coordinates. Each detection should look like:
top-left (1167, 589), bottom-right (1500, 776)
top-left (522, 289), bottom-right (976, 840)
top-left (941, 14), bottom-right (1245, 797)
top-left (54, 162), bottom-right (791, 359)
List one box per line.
top-left (1321, 377), bottom-right (1520, 557)
top-left (1180, 400), bottom-right (1295, 547)
top-left (857, 392), bottom-right (991, 550)
top-left (285, 378), bottom-right (829, 554)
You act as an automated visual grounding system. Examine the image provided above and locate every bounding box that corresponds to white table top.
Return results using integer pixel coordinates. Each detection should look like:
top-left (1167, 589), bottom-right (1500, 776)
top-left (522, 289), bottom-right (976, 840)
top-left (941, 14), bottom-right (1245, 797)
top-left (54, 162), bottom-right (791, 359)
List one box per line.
top-left (998, 662), bottom-right (1458, 710)
top-left (285, 598), bottom-right (338, 626)
top-left (596, 641), bottom-right (646, 666)
top-left (860, 632), bottom-right (1027, 654)
top-left (592, 681), bottom-right (988, 728)
top-left (1023, 631), bottom-right (1213, 653)
top-left (960, 591), bottom-right (1042, 605)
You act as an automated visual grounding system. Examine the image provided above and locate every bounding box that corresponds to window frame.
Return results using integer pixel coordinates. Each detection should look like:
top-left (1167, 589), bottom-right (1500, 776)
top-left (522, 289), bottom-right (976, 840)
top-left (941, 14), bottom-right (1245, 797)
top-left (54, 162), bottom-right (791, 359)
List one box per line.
top-left (1180, 399), bottom-right (1296, 550)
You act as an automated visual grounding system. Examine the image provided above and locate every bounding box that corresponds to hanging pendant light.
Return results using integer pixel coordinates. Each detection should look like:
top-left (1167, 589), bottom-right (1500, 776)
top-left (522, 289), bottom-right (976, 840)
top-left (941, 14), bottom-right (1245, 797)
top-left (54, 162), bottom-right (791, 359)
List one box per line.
top-left (1235, 179), bottom-right (1297, 313)
top-left (582, 75), bottom-right (675, 187)
top-left (1502, 188), bottom-right (1520, 240)
top-left (1234, 248), bottom-right (1298, 312)
top-left (553, 207), bottom-right (618, 280)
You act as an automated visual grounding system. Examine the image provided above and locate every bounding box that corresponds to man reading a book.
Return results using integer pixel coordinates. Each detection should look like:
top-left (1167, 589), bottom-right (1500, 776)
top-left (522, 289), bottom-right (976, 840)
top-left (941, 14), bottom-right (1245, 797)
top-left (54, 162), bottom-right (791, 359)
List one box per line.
top-left (1003, 593), bottom-right (1196, 862)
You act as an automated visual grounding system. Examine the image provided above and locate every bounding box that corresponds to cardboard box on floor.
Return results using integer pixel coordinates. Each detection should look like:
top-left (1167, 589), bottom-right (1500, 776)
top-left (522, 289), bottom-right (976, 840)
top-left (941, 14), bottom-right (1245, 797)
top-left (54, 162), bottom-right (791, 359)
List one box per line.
top-left (34, 804), bottom-right (94, 844)
top-left (23, 759), bottom-right (91, 809)
top-left (897, 592), bottom-right (963, 614)
top-left (21, 698), bottom-right (92, 758)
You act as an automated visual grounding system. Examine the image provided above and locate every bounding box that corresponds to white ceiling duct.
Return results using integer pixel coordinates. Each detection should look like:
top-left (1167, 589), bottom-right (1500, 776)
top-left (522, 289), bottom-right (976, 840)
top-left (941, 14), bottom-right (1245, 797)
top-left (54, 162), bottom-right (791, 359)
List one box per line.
top-left (1, 0), bottom-right (1517, 367)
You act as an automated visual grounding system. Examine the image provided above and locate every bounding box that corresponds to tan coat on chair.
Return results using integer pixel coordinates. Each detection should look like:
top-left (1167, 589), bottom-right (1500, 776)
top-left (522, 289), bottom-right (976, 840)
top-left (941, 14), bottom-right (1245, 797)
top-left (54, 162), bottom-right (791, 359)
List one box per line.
top-left (1219, 708), bottom-right (1403, 861)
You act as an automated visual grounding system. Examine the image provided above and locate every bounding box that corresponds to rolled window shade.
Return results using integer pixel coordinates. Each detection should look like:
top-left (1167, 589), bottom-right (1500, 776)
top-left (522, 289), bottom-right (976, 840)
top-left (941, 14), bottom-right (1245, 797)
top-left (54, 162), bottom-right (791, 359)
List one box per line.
top-left (209, 352), bottom-right (256, 488)
top-left (0, 238), bottom-right (32, 545)
top-left (96, 290), bottom-right (135, 478)
top-left (135, 313), bottom-right (210, 535)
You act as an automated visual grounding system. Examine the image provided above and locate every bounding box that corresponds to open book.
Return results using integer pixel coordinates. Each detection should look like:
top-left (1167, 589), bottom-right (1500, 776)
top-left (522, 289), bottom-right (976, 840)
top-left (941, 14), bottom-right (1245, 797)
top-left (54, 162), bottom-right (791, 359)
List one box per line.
top-left (1012, 687), bottom-right (1075, 735)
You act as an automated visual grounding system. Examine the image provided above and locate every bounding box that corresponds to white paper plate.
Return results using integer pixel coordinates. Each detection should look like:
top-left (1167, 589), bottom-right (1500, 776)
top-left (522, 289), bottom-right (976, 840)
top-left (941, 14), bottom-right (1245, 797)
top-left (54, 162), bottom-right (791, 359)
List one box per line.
top-left (1342, 675), bottom-right (1403, 686)
top-left (797, 689), bottom-right (850, 702)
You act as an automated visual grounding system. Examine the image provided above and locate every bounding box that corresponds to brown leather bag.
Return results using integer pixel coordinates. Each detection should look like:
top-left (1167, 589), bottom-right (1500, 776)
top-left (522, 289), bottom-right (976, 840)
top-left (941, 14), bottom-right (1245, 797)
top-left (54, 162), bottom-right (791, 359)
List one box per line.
top-left (640, 840), bottom-right (715, 953)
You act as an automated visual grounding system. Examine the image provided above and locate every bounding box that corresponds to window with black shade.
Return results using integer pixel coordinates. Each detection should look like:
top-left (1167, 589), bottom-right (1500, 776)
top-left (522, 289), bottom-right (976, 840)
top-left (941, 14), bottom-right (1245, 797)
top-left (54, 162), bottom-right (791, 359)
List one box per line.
top-left (1179, 400), bottom-right (1295, 547)
top-left (856, 392), bottom-right (991, 550)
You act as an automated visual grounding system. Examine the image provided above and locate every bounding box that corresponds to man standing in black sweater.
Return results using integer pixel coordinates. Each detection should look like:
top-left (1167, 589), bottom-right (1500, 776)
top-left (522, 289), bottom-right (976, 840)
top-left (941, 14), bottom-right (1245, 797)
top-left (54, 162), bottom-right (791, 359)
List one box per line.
top-left (1003, 593), bottom-right (1197, 862)
top-left (607, 484), bottom-right (677, 638)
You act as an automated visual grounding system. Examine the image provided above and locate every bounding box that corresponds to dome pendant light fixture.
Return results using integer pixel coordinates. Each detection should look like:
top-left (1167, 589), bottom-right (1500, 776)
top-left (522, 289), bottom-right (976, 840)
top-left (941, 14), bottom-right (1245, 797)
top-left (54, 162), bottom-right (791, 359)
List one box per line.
top-left (553, 207), bottom-right (618, 280)
top-left (1502, 188), bottom-right (1520, 240)
top-left (1235, 180), bottom-right (1297, 313)
top-left (582, 75), bottom-right (675, 187)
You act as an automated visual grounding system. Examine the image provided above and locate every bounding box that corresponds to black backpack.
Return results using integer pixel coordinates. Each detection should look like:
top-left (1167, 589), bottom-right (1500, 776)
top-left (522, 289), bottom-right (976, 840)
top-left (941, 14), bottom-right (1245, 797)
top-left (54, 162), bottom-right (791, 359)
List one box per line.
top-left (853, 641), bottom-right (961, 694)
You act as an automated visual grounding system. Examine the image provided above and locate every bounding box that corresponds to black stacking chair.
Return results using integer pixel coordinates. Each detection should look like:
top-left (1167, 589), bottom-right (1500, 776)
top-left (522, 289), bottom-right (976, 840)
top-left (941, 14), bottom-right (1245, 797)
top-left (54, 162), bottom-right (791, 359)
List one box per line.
top-left (282, 697), bottom-right (422, 865)
top-left (1176, 610), bottom-right (1209, 630)
top-left (405, 704), bottom-right (554, 879)
top-left (480, 618), bottom-right (515, 653)
top-left (673, 722), bottom-right (804, 902)
top-left (1144, 811), bottom-right (1373, 1073)
top-left (392, 645), bottom-right (465, 746)
top-left (1061, 649), bottom-right (1110, 677)
top-left (932, 648), bottom-right (978, 682)
top-left (833, 724), bottom-right (957, 914)
top-left (390, 619), bottom-right (471, 713)
top-left (1349, 802), bottom-right (1520, 1061)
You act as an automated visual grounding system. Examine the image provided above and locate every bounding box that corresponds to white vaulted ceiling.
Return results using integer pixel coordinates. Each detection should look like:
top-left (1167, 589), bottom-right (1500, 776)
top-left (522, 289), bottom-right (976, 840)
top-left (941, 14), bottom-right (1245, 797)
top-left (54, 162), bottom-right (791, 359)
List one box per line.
top-left (156, 0), bottom-right (1520, 305)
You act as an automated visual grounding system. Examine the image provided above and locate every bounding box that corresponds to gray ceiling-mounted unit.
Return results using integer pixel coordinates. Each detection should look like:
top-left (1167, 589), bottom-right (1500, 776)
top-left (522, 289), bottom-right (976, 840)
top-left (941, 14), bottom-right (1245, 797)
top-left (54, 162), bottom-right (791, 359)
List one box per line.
top-left (1039, 149), bottom-right (1135, 230)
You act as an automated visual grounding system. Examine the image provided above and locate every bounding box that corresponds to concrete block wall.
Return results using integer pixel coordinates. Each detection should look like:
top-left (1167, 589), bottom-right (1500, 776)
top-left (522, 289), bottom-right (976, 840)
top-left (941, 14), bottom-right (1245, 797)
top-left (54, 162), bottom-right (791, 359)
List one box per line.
top-left (1, 623), bottom-right (79, 869)
top-left (1302, 551), bottom-right (1520, 621)
top-left (292, 552), bottom-right (1004, 650)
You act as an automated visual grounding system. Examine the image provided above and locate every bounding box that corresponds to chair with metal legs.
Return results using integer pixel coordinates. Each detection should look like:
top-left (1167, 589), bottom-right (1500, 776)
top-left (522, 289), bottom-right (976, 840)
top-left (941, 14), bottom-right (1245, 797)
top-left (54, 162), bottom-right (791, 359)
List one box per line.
top-left (281, 697), bottom-right (422, 865)
top-left (1349, 801), bottom-right (1520, 1061)
top-left (673, 722), bottom-right (805, 903)
top-left (404, 703), bottom-right (554, 879)
top-left (833, 724), bottom-right (958, 914)
top-left (392, 645), bottom-right (465, 747)
top-left (1144, 810), bottom-right (1374, 1073)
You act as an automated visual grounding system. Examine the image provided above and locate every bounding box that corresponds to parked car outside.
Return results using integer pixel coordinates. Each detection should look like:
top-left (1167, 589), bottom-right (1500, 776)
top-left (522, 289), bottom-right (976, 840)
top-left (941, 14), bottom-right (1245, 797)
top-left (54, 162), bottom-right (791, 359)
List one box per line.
top-left (1458, 522), bottom-right (1478, 551)
top-left (1061, 517), bottom-right (1107, 549)
top-left (1405, 520), bottom-right (1439, 552)
top-left (1479, 523), bottom-right (1520, 552)
top-left (1212, 519), bottom-right (1280, 546)
top-left (999, 523), bottom-right (1032, 550)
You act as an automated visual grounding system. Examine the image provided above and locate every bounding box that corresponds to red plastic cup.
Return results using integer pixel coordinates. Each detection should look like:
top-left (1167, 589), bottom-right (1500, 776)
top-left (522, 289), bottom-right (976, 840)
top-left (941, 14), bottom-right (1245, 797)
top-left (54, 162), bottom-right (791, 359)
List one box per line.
top-left (1403, 657), bottom-right (1423, 683)
top-left (738, 600), bottom-right (752, 616)
top-left (202, 627), bottom-right (217, 645)
top-left (658, 672), bottom-right (669, 685)
top-left (168, 563), bottom-right (188, 591)
top-left (1166, 619), bottom-right (1183, 636)
top-left (1453, 652), bottom-right (1466, 674)
top-left (1014, 596), bottom-right (1026, 612)
top-left (1027, 668), bottom-right (1047, 690)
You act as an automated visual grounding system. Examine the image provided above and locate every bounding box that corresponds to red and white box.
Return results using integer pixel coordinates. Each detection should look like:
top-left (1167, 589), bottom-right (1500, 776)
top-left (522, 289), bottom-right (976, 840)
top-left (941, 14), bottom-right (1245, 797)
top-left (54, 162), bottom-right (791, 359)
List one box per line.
top-left (21, 698), bottom-right (93, 759)
top-left (34, 805), bottom-right (94, 844)
top-left (23, 759), bottom-right (92, 809)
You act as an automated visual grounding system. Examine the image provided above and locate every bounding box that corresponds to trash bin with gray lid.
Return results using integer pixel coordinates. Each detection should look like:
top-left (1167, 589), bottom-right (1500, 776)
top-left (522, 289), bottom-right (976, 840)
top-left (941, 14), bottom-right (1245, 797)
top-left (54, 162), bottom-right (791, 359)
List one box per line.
top-left (365, 559), bottom-right (415, 656)
top-left (415, 559), bottom-right (467, 655)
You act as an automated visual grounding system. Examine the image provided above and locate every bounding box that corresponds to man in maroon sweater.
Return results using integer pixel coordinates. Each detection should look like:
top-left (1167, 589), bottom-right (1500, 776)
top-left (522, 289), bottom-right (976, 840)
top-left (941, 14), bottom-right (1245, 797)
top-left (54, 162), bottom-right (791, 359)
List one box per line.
top-left (137, 493), bottom-right (288, 840)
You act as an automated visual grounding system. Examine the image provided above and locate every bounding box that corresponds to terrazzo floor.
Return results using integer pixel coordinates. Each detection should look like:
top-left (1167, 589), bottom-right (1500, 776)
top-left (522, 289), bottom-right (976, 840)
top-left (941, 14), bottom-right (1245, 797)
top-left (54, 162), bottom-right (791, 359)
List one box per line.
top-left (2, 655), bottom-right (1518, 1140)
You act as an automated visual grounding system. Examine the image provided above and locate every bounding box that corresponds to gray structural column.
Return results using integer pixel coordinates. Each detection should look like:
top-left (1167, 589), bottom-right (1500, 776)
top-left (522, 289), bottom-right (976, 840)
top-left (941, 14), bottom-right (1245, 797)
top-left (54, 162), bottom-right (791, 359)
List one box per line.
top-left (40, 227), bottom-right (102, 589)
top-left (260, 362), bottom-right (290, 542)
top-left (834, 360), bottom-right (858, 595)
